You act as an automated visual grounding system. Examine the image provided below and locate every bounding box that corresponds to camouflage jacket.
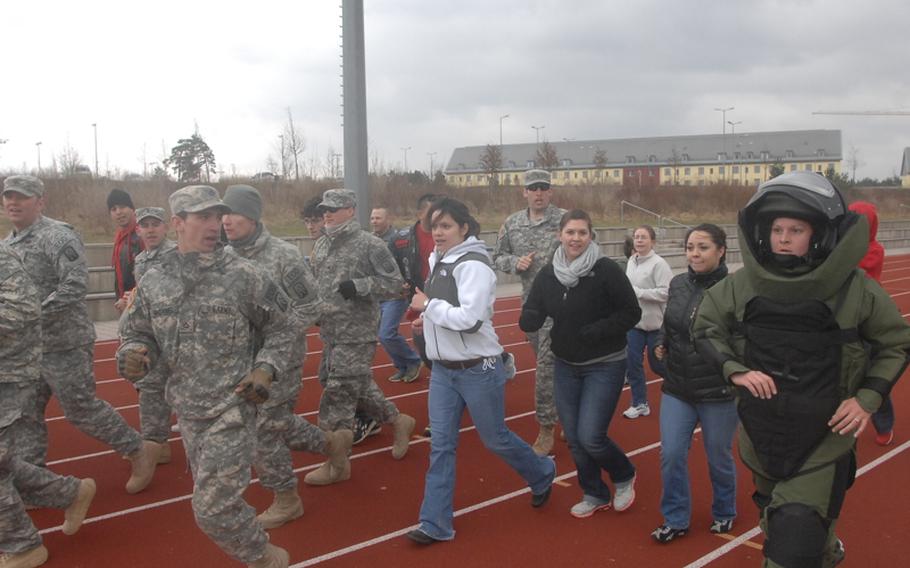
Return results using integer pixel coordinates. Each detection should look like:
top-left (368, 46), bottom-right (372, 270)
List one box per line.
top-left (492, 204), bottom-right (567, 299)
top-left (0, 242), bottom-right (41, 388)
top-left (117, 246), bottom-right (295, 420)
top-left (227, 225), bottom-right (321, 406)
top-left (311, 220), bottom-right (403, 343)
top-left (4, 215), bottom-right (96, 351)
top-left (134, 239), bottom-right (178, 283)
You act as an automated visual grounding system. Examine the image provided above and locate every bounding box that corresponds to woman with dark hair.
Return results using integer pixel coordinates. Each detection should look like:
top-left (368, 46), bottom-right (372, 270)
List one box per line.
top-left (406, 198), bottom-right (556, 545)
top-left (624, 224), bottom-right (672, 419)
top-left (520, 209), bottom-right (642, 518)
top-left (650, 223), bottom-right (738, 543)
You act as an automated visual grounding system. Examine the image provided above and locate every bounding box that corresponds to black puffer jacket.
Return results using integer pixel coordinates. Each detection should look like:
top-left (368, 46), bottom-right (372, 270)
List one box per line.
top-left (661, 264), bottom-right (734, 403)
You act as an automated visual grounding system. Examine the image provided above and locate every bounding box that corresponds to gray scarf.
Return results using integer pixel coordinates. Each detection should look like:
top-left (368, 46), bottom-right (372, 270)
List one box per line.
top-left (552, 241), bottom-right (601, 288)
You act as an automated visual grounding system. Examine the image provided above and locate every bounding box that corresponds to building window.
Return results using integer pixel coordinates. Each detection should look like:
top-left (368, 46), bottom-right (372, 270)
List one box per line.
top-left (561, 159), bottom-right (572, 167)
top-left (526, 160), bottom-right (535, 168)
top-left (626, 155), bottom-right (636, 163)
top-left (747, 151), bottom-right (755, 159)
top-left (664, 168), bottom-right (671, 175)
top-left (613, 170), bottom-right (620, 178)
top-left (698, 166), bottom-right (705, 175)
top-left (734, 152), bottom-right (741, 159)
top-left (648, 155), bottom-right (657, 162)
top-left (817, 164), bottom-right (823, 171)
top-left (682, 153), bottom-right (690, 161)
top-left (760, 151), bottom-right (770, 160)
top-left (718, 166), bottom-right (724, 175)
top-left (817, 149), bottom-right (826, 157)
top-left (805, 164), bottom-right (812, 171)
top-left (732, 166), bottom-right (740, 174)
top-left (582, 170), bottom-right (588, 178)
top-left (786, 150), bottom-right (795, 158)
top-left (827, 162), bottom-right (835, 171)
top-left (790, 164), bottom-right (797, 172)
top-left (684, 167), bottom-right (691, 175)
top-left (648, 169), bottom-right (654, 177)
top-left (744, 166), bottom-right (749, 174)
top-left (574, 172), bottom-right (579, 179)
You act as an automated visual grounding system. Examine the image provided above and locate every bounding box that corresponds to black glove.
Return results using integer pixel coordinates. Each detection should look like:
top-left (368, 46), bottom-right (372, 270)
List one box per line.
top-left (338, 280), bottom-right (357, 300)
top-left (579, 323), bottom-right (600, 343)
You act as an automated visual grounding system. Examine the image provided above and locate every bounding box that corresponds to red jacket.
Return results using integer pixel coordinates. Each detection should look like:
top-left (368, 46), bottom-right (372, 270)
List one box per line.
top-left (848, 201), bottom-right (883, 283)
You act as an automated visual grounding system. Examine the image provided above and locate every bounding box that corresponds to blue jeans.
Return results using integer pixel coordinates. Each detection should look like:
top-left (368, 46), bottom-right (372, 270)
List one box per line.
top-left (872, 395), bottom-right (895, 434)
top-left (378, 299), bottom-right (421, 372)
top-left (554, 358), bottom-right (636, 501)
top-left (626, 328), bottom-right (666, 406)
top-left (659, 392), bottom-right (738, 529)
top-left (417, 357), bottom-right (555, 540)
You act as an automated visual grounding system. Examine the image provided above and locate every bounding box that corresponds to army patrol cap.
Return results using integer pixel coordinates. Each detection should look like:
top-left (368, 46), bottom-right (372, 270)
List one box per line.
top-left (524, 169), bottom-right (551, 190)
top-left (169, 185), bottom-right (231, 216)
top-left (2, 175), bottom-right (45, 198)
top-left (319, 188), bottom-right (356, 209)
top-left (136, 207), bottom-right (167, 223)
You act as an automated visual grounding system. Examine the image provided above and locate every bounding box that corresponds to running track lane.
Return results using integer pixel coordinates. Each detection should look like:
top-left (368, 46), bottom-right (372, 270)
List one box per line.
top-left (26, 255), bottom-right (910, 567)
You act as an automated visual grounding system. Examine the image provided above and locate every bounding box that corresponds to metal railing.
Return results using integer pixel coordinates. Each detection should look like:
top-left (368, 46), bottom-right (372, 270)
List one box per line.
top-left (619, 200), bottom-right (690, 233)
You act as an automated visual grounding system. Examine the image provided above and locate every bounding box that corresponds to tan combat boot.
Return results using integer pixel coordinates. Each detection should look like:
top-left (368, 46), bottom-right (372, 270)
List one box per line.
top-left (304, 459), bottom-right (351, 486)
top-left (532, 425), bottom-right (555, 456)
top-left (257, 490), bottom-right (304, 530)
top-left (391, 414), bottom-right (416, 460)
top-left (247, 543), bottom-right (289, 568)
top-left (62, 478), bottom-right (96, 535)
top-left (0, 545), bottom-right (48, 568)
top-left (325, 429), bottom-right (353, 471)
top-left (125, 441), bottom-right (159, 494)
top-left (156, 442), bottom-right (172, 465)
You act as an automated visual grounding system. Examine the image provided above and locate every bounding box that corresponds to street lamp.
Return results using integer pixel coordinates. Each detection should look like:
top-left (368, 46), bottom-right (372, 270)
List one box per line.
top-left (714, 106), bottom-right (734, 182)
top-left (499, 114), bottom-right (509, 146)
top-left (35, 141), bottom-right (42, 172)
top-left (427, 151), bottom-right (437, 177)
top-left (92, 123), bottom-right (99, 177)
top-left (400, 146), bottom-right (411, 172)
top-left (531, 125), bottom-right (546, 146)
top-left (727, 120), bottom-right (742, 137)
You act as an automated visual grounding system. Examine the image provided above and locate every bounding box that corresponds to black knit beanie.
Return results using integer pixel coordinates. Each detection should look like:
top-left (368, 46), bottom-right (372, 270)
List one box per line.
top-left (107, 188), bottom-right (134, 211)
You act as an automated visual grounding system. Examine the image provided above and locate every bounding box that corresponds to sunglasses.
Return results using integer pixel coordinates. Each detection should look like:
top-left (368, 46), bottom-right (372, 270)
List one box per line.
top-left (526, 185), bottom-right (551, 192)
top-left (322, 207), bottom-right (341, 213)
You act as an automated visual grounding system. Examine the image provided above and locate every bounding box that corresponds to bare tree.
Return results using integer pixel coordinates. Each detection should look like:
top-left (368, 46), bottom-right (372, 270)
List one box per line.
top-left (283, 108), bottom-right (306, 181)
top-left (593, 147), bottom-right (608, 184)
top-left (668, 147), bottom-right (681, 185)
top-left (535, 141), bottom-right (559, 171)
top-left (479, 144), bottom-right (503, 187)
top-left (266, 155), bottom-right (279, 175)
top-left (846, 145), bottom-right (864, 183)
top-left (58, 142), bottom-right (85, 176)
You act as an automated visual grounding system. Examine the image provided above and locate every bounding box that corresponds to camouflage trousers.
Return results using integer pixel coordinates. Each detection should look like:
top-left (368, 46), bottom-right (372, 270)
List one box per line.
top-left (137, 368), bottom-right (172, 444)
top-left (179, 402), bottom-right (268, 564)
top-left (1, 383), bottom-right (80, 554)
top-left (21, 345), bottom-right (143, 466)
top-left (318, 340), bottom-right (399, 431)
top-left (527, 318), bottom-right (558, 427)
top-left (255, 366), bottom-right (327, 493)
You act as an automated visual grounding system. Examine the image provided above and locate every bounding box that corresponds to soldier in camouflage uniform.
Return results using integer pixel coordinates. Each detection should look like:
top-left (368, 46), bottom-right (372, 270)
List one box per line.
top-left (223, 185), bottom-right (352, 528)
top-left (1, 175), bottom-right (158, 495)
top-left (118, 185), bottom-right (295, 568)
top-left (129, 207), bottom-right (179, 466)
top-left (1, 241), bottom-right (96, 568)
top-left (492, 169), bottom-right (567, 456)
top-left (310, 189), bottom-right (416, 479)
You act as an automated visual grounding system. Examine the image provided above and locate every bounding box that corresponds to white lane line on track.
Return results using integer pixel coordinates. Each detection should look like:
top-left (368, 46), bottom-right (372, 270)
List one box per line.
top-left (290, 438), bottom-right (667, 568)
top-left (682, 439), bottom-right (910, 568)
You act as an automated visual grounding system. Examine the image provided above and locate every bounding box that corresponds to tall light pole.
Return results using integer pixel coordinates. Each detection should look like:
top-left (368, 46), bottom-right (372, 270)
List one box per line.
top-left (92, 123), bottom-right (99, 177)
top-left (714, 106), bottom-right (734, 182)
top-left (400, 146), bottom-right (411, 173)
top-left (35, 141), bottom-right (42, 172)
top-left (531, 125), bottom-right (545, 146)
top-left (499, 114), bottom-right (509, 146)
top-left (427, 151), bottom-right (437, 177)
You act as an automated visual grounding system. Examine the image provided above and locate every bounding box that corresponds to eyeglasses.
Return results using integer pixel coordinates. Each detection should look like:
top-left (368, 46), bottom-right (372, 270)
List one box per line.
top-left (322, 207), bottom-right (341, 213)
top-left (526, 185), bottom-right (551, 192)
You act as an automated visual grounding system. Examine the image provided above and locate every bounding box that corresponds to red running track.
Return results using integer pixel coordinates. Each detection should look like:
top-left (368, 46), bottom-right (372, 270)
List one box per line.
top-left (27, 255), bottom-right (910, 567)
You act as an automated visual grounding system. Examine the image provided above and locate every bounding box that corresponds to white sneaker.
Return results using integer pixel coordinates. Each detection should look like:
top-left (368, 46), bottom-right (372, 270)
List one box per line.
top-left (170, 423), bottom-right (181, 433)
top-left (613, 475), bottom-right (636, 512)
top-left (623, 404), bottom-right (650, 419)
top-left (570, 497), bottom-right (611, 518)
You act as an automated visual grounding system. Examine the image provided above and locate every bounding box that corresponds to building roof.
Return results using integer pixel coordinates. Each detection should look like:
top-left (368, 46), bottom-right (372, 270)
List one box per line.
top-left (445, 129), bottom-right (842, 173)
top-left (902, 147), bottom-right (910, 176)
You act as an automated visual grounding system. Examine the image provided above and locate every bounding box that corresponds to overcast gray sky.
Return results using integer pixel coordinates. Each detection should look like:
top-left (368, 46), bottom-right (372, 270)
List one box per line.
top-left (1, 0), bottom-right (908, 180)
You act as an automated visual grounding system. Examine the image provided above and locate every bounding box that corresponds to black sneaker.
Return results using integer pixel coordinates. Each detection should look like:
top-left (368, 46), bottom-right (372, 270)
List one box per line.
top-left (407, 529), bottom-right (440, 545)
top-left (651, 525), bottom-right (688, 543)
top-left (710, 519), bottom-right (734, 534)
top-left (828, 539), bottom-right (845, 566)
top-left (352, 418), bottom-right (378, 445)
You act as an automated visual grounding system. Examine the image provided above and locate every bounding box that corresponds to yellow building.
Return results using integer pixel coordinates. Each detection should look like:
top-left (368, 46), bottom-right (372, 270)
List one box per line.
top-left (445, 129), bottom-right (842, 188)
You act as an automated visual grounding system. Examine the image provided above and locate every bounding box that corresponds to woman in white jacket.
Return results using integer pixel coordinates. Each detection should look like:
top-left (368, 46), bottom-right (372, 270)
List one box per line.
top-left (405, 198), bottom-right (556, 545)
top-left (624, 225), bottom-right (672, 419)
